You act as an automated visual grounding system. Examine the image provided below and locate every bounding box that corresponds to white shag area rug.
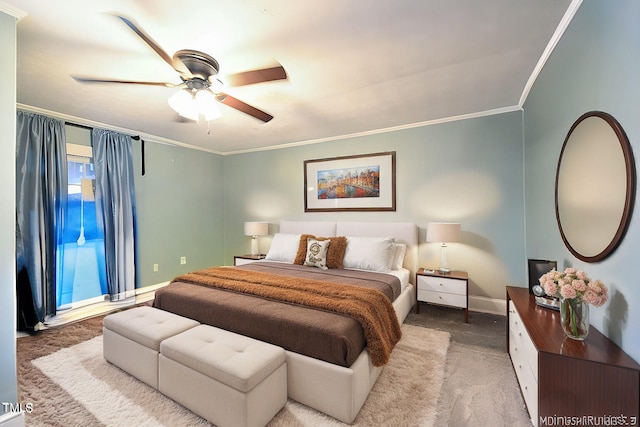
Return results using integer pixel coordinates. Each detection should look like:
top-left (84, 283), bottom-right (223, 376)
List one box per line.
top-left (32, 324), bottom-right (449, 426)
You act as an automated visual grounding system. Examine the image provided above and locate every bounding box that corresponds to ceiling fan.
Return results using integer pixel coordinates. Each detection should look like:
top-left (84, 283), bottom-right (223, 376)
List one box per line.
top-left (72, 15), bottom-right (287, 123)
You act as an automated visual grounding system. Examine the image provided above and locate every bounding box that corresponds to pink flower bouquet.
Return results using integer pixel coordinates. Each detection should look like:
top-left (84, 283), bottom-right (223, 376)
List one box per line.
top-left (539, 267), bottom-right (608, 307)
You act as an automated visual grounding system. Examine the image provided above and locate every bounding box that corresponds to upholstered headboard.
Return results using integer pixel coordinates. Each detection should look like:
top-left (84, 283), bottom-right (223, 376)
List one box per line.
top-left (279, 220), bottom-right (337, 237)
top-left (279, 220), bottom-right (418, 283)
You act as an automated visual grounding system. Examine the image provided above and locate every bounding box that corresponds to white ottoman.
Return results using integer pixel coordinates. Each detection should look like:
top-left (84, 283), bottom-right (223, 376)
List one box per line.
top-left (103, 306), bottom-right (199, 388)
top-left (159, 325), bottom-right (287, 427)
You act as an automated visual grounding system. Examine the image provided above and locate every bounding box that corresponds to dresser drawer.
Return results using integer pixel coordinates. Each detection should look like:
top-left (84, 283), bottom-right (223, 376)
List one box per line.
top-left (510, 324), bottom-right (538, 382)
top-left (417, 275), bottom-right (466, 295)
top-left (418, 289), bottom-right (466, 308)
top-left (511, 346), bottom-right (538, 425)
top-left (508, 300), bottom-right (539, 425)
top-left (508, 302), bottom-right (538, 381)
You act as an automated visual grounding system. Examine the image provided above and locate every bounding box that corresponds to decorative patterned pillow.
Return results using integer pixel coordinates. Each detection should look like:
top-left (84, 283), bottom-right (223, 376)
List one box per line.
top-left (303, 238), bottom-right (331, 269)
top-left (295, 235), bottom-right (347, 268)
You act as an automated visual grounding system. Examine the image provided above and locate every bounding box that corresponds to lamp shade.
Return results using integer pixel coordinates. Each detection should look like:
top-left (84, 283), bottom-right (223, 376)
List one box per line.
top-left (244, 222), bottom-right (268, 237)
top-left (168, 88), bottom-right (221, 121)
top-left (427, 222), bottom-right (461, 243)
top-left (195, 89), bottom-right (221, 121)
top-left (168, 89), bottom-right (198, 120)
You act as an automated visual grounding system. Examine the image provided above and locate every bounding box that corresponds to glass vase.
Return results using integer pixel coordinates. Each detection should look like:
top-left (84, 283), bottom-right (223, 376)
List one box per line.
top-left (560, 297), bottom-right (589, 340)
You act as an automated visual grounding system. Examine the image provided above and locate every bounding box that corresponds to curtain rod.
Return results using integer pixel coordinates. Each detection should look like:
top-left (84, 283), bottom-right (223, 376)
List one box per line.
top-left (65, 121), bottom-right (92, 131)
top-left (65, 120), bottom-right (145, 175)
top-left (64, 121), bottom-right (140, 140)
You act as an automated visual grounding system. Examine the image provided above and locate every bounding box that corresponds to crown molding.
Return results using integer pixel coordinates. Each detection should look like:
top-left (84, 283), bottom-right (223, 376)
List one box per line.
top-left (0, 1), bottom-right (27, 20)
top-left (223, 105), bottom-right (522, 156)
top-left (519, 0), bottom-right (583, 107)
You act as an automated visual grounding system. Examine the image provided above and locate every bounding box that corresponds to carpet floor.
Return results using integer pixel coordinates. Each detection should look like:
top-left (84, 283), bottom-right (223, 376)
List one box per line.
top-left (406, 303), bottom-right (532, 426)
top-left (19, 314), bottom-right (450, 426)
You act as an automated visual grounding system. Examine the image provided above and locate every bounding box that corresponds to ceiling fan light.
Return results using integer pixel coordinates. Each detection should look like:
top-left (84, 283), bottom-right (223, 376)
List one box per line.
top-left (202, 108), bottom-right (221, 121)
top-left (169, 89), bottom-right (221, 122)
top-left (195, 89), bottom-right (221, 121)
top-left (168, 89), bottom-right (199, 120)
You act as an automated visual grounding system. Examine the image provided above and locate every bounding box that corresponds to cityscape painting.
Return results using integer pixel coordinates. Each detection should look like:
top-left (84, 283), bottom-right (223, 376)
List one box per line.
top-left (317, 165), bottom-right (380, 199)
top-left (304, 151), bottom-right (396, 212)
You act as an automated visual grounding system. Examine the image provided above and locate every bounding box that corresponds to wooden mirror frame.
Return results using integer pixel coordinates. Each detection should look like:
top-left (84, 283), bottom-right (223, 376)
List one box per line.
top-left (555, 111), bottom-right (635, 262)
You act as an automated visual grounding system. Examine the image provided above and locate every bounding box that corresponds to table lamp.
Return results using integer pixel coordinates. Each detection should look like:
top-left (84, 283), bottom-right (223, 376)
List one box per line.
top-left (244, 222), bottom-right (269, 255)
top-left (427, 222), bottom-right (461, 274)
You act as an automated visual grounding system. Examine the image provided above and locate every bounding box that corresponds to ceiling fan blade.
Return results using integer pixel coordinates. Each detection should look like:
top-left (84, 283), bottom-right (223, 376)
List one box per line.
top-left (216, 93), bottom-right (273, 122)
top-left (225, 66), bottom-right (287, 87)
top-left (72, 76), bottom-right (177, 87)
top-left (114, 15), bottom-right (192, 78)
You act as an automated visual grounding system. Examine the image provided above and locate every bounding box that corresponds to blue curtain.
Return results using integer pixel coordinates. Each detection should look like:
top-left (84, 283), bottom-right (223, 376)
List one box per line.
top-left (92, 129), bottom-right (136, 301)
top-left (15, 112), bottom-right (67, 326)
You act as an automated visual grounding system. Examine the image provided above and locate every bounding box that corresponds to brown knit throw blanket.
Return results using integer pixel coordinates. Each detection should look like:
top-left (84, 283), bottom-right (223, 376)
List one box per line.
top-left (172, 267), bottom-right (402, 366)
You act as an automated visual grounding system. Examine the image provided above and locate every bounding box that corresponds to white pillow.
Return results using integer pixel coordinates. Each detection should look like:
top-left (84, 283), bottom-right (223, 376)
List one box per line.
top-left (265, 233), bottom-right (301, 263)
top-left (304, 238), bottom-right (331, 269)
top-left (391, 243), bottom-right (407, 270)
top-left (342, 236), bottom-right (395, 272)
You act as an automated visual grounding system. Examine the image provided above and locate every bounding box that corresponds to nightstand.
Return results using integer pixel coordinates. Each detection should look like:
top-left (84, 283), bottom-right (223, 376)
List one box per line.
top-left (415, 268), bottom-right (469, 322)
top-left (234, 254), bottom-right (266, 266)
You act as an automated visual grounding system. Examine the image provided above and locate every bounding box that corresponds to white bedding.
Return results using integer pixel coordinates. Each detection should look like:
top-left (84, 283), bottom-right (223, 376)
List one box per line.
top-left (383, 267), bottom-right (411, 292)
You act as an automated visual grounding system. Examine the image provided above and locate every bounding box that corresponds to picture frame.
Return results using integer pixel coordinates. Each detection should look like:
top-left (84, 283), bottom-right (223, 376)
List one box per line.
top-left (304, 151), bottom-right (396, 212)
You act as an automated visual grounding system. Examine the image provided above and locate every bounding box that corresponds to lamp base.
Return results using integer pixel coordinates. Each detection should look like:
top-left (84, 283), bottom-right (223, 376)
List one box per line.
top-left (250, 236), bottom-right (260, 256)
top-left (438, 243), bottom-right (451, 274)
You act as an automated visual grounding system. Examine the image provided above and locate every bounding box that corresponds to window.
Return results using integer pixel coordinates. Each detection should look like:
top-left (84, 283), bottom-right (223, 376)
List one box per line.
top-left (57, 143), bottom-right (108, 308)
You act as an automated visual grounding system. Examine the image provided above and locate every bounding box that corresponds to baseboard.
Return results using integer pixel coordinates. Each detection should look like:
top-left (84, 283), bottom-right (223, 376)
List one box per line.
top-left (40, 282), bottom-right (170, 329)
top-left (469, 295), bottom-right (506, 316)
top-left (0, 411), bottom-right (24, 427)
top-left (135, 281), bottom-right (170, 304)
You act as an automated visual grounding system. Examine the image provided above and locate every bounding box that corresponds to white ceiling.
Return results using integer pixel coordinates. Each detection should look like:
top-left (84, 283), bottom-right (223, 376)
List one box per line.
top-left (6, 0), bottom-right (576, 154)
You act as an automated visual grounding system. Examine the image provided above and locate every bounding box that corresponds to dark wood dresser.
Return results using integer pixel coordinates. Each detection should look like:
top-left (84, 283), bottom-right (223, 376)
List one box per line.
top-left (506, 286), bottom-right (639, 426)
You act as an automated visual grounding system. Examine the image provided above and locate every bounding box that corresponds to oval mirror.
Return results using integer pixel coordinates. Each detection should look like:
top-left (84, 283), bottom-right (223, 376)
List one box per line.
top-left (555, 111), bottom-right (635, 262)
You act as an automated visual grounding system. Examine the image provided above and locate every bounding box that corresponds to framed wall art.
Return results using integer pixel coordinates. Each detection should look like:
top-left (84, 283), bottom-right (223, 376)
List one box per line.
top-left (304, 151), bottom-right (396, 212)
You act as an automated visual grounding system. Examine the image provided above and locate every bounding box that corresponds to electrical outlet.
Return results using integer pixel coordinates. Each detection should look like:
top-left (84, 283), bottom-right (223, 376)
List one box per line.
top-left (153, 263), bottom-right (159, 272)
top-left (180, 256), bottom-right (187, 265)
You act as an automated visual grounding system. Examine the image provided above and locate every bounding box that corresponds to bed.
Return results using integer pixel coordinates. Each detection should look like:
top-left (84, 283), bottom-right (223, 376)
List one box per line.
top-left (152, 221), bottom-right (418, 423)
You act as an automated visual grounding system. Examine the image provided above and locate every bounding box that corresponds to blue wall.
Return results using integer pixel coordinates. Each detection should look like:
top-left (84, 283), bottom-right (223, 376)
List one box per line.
top-left (132, 139), bottom-right (225, 286)
top-left (524, 0), bottom-right (640, 361)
